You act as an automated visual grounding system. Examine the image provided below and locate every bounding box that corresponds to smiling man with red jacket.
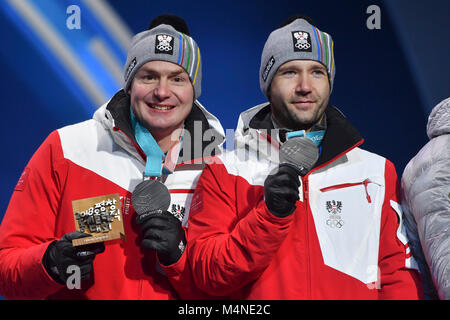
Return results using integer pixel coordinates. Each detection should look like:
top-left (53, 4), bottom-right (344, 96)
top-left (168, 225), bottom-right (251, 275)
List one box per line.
top-left (0, 15), bottom-right (223, 300)
top-left (186, 16), bottom-right (424, 299)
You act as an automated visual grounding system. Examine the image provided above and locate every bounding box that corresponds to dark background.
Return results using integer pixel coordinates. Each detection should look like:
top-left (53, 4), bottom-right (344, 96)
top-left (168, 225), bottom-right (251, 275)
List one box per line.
top-left (0, 0), bottom-right (449, 299)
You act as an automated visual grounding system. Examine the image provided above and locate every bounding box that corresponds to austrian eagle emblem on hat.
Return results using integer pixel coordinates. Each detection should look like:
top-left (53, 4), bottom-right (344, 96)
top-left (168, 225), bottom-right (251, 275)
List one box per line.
top-left (292, 31), bottom-right (312, 52)
top-left (155, 34), bottom-right (174, 54)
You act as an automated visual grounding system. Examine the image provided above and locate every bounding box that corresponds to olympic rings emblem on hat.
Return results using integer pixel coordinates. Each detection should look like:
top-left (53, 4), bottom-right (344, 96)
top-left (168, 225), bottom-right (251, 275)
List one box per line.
top-left (156, 43), bottom-right (173, 51)
top-left (295, 42), bottom-right (311, 50)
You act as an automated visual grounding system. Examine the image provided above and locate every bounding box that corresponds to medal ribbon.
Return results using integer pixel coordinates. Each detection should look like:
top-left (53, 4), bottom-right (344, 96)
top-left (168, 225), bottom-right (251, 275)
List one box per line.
top-left (286, 130), bottom-right (325, 147)
top-left (130, 109), bottom-right (181, 178)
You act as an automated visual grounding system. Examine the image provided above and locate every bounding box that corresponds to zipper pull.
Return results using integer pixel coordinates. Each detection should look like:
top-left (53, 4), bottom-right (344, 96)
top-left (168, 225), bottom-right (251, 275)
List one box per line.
top-left (320, 178), bottom-right (379, 204)
top-left (363, 179), bottom-right (372, 203)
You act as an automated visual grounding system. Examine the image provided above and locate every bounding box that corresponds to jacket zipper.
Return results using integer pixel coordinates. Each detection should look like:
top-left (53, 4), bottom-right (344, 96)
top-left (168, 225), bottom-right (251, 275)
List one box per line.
top-left (303, 177), bottom-right (312, 299)
top-left (320, 179), bottom-right (375, 203)
top-left (299, 139), bottom-right (364, 299)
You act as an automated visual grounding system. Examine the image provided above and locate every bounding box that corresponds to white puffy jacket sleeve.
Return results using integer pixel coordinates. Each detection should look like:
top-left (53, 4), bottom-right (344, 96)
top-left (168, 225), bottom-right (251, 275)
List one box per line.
top-left (401, 98), bottom-right (450, 300)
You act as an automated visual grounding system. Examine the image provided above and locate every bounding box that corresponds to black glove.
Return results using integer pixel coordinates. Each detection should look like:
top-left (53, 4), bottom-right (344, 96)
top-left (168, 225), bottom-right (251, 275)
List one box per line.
top-left (42, 231), bottom-right (105, 285)
top-left (264, 164), bottom-right (301, 217)
top-left (136, 211), bottom-right (186, 266)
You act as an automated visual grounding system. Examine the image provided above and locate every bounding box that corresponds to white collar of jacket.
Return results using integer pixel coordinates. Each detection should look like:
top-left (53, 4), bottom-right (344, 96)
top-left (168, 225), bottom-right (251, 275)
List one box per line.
top-left (93, 90), bottom-right (225, 164)
top-left (234, 102), bottom-right (364, 170)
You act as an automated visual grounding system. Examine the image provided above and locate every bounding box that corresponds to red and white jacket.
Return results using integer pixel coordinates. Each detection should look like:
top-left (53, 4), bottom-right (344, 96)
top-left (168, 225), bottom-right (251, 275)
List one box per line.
top-left (0, 90), bottom-right (224, 299)
top-left (187, 103), bottom-right (423, 299)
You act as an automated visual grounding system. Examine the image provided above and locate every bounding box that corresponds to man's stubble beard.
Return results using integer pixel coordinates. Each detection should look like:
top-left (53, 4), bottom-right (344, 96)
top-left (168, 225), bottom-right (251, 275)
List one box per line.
top-left (273, 101), bottom-right (327, 131)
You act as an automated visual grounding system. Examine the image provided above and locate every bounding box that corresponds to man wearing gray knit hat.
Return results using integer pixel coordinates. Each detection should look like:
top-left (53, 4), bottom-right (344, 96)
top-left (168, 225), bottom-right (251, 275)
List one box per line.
top-left (186, 15), bottom-right (423, 299)
top-left (0, 14), bottom-right (223, 300)
top-left (259, 15), bottom-right (335, 131)
top-left (124, 21), bottom-right (205, 147)
top-left (124, 23), bottom-right (202, 99)
top-left (119, 15), bottom-right (223, 296)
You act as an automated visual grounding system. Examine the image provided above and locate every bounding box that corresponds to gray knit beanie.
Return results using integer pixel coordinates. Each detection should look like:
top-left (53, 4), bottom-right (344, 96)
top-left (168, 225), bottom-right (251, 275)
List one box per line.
top-left (123, 24), bottom-right (202, 98)
top-left (260, 18), bottom-right (335, 97)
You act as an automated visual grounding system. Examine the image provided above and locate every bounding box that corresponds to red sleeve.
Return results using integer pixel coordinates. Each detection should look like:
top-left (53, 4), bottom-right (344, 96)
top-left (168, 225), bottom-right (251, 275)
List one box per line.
top-left (378, 160), bottom-right (424, 299)
top-left (161, 227), bottom-right (214, 299)
top-left (0, 131), bottom-right (65, 299)
top-left (186, 160), bottom-right (294, 297)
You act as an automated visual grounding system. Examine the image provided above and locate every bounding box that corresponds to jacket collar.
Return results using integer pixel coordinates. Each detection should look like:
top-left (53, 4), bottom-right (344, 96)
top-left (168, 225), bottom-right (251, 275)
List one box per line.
top-left (97, 90), bottom-right (225, 164)
top-left (237, 102), bottom-right (364, 169)
top-left (315, 105), bottom-right (363, 168)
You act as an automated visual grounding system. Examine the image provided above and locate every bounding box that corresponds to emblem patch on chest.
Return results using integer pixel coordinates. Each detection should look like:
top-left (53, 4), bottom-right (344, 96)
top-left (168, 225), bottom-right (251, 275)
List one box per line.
top-left (170, 204), bottom-right (186, 222)
top-left (326, 200), bottom-right (344, 228)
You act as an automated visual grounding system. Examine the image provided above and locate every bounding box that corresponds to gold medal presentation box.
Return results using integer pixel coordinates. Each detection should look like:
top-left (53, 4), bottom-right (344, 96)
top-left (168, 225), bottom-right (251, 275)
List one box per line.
top-left (71, 193), bottom-right (126, 246)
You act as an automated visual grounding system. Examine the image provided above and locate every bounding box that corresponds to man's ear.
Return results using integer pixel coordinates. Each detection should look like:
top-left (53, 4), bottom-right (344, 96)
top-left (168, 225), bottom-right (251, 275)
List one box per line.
top-left (127, 77), bottom-right (135, 95)
top-left (266, 84), bottom-right (272, 101)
